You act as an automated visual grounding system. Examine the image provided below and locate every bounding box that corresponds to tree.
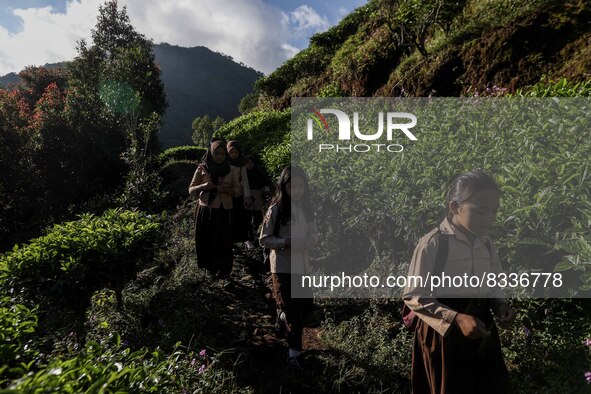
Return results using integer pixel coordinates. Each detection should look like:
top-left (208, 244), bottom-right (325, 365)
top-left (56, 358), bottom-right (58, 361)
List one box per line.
top-left (69, 0), bottom-right (166, 141)
top-left (0, 0), bottom-right (170, 248)
top-left (67, 0), bottom-right (168, 210)
top-left (192, 115), bottom-right (225, 146)
top-left (0, 87), bottom-right (39, 250)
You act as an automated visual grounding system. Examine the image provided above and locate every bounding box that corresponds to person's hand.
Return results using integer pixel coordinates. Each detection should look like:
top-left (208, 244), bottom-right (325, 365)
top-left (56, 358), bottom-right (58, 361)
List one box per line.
top-left (495, 304), bottom-right (516, 329)
top-left (455, 313), bottom-right (491, 339)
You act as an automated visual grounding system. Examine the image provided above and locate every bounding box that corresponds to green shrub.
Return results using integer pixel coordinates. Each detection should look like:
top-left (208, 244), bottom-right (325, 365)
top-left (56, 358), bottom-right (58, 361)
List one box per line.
top-left (319, 303), bottom-right (412, 392)
top-left (513, 77), bottom-right (591, 97)
top-left (255, 2), bottom-right (374, 100)
top-left (0, 209), bottom-right (161, 305)
top-left (160, 160), bottom-right (198, 208)
top-left (159, 145), bottom-right (207, 165)
top-left (261, 132), bottom-right (291, 181)
top-left (310, 4), bottom-right (371, 50)
top-left (501, 298), bottom-right (591, 393)
top-left (4, 336), bottom-right (251, 393)
top-left (215, 110), bottom-right (290, 158)
top-left (254, 46), bottom-right (334, 98)
top-left (0, 297), bottom-right (38, 385)
top-left (296, 96), bottom-right (591, 292)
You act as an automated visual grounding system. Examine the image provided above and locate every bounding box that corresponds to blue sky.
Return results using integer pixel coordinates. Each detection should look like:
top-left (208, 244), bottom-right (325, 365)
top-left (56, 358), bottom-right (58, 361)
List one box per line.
top-left (0, 0), bottom-right (368, 75)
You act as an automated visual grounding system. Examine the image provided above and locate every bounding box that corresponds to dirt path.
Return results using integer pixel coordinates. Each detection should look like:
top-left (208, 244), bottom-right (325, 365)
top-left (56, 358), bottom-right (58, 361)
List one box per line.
top-left (217, 246), bottom-right (330, 393)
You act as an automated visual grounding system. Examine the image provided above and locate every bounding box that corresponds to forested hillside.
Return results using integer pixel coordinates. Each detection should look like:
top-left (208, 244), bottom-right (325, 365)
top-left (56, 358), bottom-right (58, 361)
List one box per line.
top-left (0, 44), bottom-right (261, 148)
top-left (154, 44), bottom-right (261, 147)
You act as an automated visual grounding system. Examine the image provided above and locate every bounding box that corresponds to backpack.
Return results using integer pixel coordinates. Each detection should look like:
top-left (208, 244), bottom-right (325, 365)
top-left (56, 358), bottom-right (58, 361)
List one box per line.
top-left (262, 205), bottom-right (282, 271)
top-left (401, 232), bottom-right (493, 330)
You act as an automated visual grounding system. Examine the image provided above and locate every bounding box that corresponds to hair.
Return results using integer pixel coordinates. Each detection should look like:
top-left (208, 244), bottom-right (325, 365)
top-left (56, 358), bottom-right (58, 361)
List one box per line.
top-left (446, 169), bottom-right (500, 220)
top-left (270, 165), bottom-right (313, 224)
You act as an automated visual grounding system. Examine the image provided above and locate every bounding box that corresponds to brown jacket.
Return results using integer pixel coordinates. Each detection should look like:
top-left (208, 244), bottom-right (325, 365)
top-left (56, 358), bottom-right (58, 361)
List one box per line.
top-left (188, 165), bottom-right (241, 209)
top-left (403, 218), bottom-right (506, 336)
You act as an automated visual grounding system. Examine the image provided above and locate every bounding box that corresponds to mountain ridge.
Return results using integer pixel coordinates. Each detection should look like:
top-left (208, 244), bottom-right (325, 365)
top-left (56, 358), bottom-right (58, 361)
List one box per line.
top-left (0, 43), bottom-right (263, 148)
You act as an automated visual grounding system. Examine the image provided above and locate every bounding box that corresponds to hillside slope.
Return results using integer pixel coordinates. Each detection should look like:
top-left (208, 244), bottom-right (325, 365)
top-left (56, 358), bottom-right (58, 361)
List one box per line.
top-left (154, 44), bottom-right (262, 147)
top-left (254, 0), bottom-right (591, 109)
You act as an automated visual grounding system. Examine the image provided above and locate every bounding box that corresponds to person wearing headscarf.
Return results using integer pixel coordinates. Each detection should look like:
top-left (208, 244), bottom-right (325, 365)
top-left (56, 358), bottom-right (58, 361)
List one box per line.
top-left (189, 141), bottom-right (241, 281)
top-left (226, 140), bottom-right (252, 244)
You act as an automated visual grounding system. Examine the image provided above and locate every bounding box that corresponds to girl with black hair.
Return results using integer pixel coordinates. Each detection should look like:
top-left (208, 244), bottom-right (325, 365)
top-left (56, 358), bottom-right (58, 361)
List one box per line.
top-left (403, 169), bottom-right (516, 393)
top-left (243, 154), bottom-right (271, 249)
top-left (260, 165), bottom-right (316, 370)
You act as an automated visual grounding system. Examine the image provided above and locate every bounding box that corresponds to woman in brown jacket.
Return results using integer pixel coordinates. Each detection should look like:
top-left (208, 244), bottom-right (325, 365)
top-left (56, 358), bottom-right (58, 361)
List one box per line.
top-left (188, 140), bottom-right (240, 281)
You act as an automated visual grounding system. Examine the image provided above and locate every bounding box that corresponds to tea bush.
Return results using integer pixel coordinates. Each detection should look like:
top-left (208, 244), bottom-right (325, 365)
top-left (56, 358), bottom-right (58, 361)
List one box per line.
top-left (513, 77), bottom-right (591, 97)
top-left (296, 97), bottom-right (590, 295)
top-left (159, 145), bottom-right (207, 164)
top-left (0, 297), bottom-right (38, 385)
top-left (0, 209), bottom-right (162, 307)
top-left (261, 132), bottom-right (291, 180)
top-left (215, 110), bottom-right (290, 159)
top-left (160, 160), bottom-right (198, 209)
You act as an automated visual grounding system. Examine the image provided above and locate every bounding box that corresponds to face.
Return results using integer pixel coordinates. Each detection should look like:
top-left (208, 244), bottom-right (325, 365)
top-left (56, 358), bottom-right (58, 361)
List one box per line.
top-left (286, 176), bottom-right (306, 202)
top-left (245, 159), bottom-right (255, 170)
top-left (451, 189), bottom-right (500, 236)
top-left (212, 146), bottom-right (227, 164)
top-left (228, 148), bottom-right (240, 160)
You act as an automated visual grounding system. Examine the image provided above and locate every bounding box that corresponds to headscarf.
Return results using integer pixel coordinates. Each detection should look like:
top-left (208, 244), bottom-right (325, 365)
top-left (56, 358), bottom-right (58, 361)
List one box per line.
top-left (201, 140), bottom-right (231, 205)
top-left (200, 136), bottom-right (226, 162)
top-left (202, 140), bottom-right (231, 183)
top-left (226, 140), bottom-right (243, 167)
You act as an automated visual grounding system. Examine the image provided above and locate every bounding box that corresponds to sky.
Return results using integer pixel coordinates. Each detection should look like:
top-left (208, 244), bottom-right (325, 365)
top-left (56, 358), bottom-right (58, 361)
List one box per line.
top-left (0, 0), bottom-right (368, 75)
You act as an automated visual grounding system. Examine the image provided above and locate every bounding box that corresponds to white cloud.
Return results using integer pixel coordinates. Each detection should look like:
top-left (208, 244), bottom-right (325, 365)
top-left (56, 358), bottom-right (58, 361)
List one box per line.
top-left (0, 0), bottom-right (333, 76)
top-left (0, 1), bottom-right (100, 75)
top-left (288, 5), bottom-right (330, 34)
top-left (124, 0), bottom-right (296, 74)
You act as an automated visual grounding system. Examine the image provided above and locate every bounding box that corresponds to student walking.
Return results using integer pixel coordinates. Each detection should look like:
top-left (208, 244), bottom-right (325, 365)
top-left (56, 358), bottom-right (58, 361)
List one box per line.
top-left (260, 165), bottom-right (316, 370)
top-left (226, 140), bottom-right (251, 244)
top-left (242, 154), bottom-right (271, 249)
top-left (188, 140), bottom-right (241, 282)
top-left (403, 169), bottom-right (516, 394)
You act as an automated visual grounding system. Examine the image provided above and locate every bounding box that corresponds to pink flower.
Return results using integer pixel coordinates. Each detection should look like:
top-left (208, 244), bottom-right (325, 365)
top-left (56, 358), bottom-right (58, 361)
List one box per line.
top-left (199, 349), bottom-right (207, 357)
top-left (585, 371), bottom-right (591, 384)
top-left (198, 364), bottom-right (206, 374)
top-left (582, 338), bottom-right (591, 347)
